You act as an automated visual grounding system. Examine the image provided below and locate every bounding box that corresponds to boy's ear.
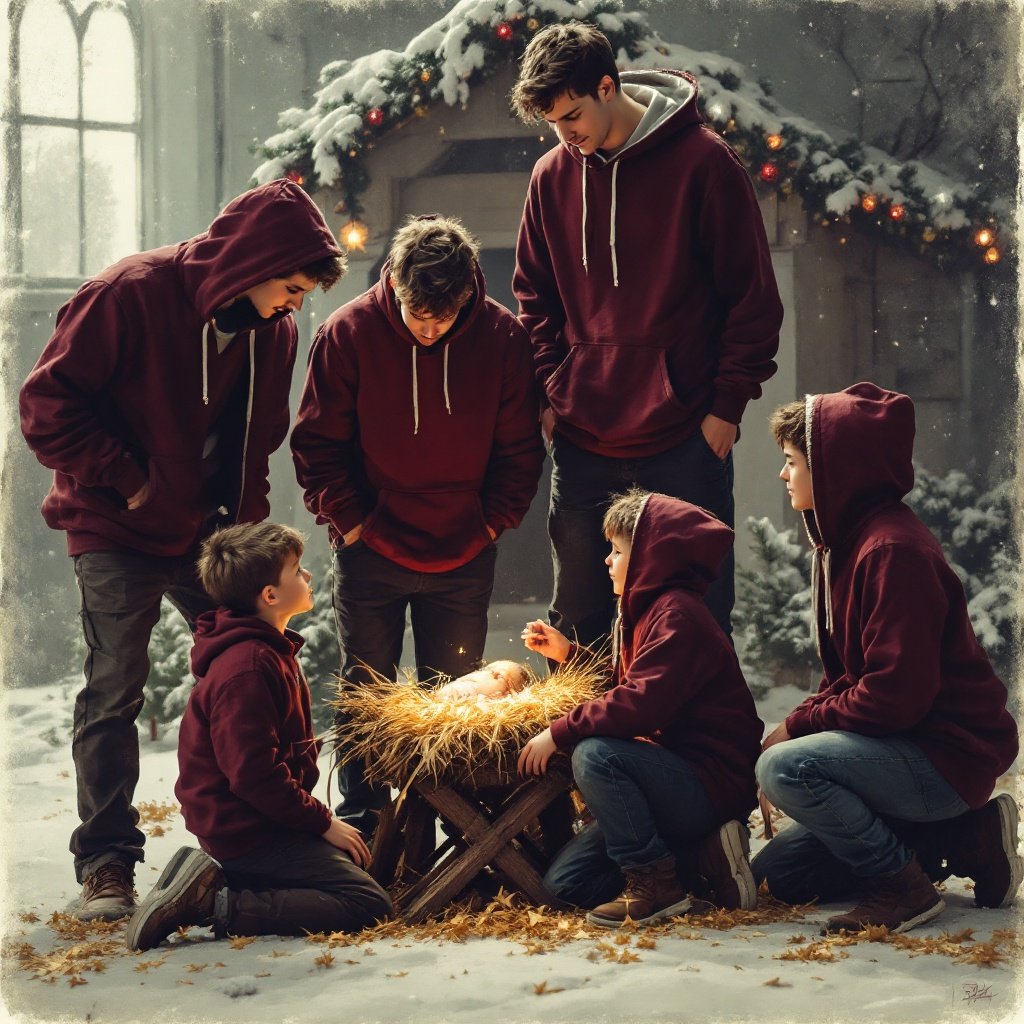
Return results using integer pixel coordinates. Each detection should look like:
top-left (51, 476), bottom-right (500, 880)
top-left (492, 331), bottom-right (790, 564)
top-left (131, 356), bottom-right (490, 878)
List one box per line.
top-left (259, 583), bottom-right (278, 608)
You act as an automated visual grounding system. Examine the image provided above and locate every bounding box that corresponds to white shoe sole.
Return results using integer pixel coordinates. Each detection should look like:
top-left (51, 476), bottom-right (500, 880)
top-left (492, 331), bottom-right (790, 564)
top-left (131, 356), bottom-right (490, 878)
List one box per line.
top-left (888, 896), bottom-right (946, 935)
top-left (126, 848), bottom-right (216, 952)
top-left (992, 792), bottom-right (1023, 908)
top-left (716, 820), bottom-right (757, 911)
top-left (586, 895), bottom-right (693, 929)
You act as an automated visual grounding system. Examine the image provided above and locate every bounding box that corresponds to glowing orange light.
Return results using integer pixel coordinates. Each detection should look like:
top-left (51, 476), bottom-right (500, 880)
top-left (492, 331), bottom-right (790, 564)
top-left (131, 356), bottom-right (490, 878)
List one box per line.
top-left (766, 133), bottom-right (783, 150)
top-left (340, 219), bottom-right (368, 251)
top-left (889, 204), bottom-right (906, 222)
top-left (974, 228), bottom-right (994, 248)
top-left (860, 194), bottom-right (878, 213)
top-left (983, 246), bottom-right (1001, 265)
top-left (759, 162), bottom-right (779, 183)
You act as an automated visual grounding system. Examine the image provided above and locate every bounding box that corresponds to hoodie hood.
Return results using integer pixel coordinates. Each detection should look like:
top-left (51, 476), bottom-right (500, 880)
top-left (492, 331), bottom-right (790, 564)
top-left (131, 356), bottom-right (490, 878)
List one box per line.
top-left (190, 607), bottom-right (304, 678)
top-left (566, 70), bottom-right (700, 287)
top-left (621, 493), bottom-right (733, 628)
top-left (179, 179), bottom-right (342, 323)
top-left (374, 258), bottom-right (487, 435)
top-left (803, 382), bottom-right (916, 552)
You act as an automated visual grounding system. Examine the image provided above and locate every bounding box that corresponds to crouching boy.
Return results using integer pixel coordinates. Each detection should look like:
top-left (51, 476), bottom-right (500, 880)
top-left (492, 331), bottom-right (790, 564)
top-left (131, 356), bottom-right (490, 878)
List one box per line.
top-left (518, 490), bottom-right (764, 927)
top-left (752, 384), bottom-right (1020, 935)
top-left (127, 523), bottom-right (392, 951)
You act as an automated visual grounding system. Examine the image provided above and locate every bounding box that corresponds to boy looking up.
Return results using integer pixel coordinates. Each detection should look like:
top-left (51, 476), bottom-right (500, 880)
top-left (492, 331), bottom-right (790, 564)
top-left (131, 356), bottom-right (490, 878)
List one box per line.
top-left (126, 523), bottom-right (391, 952)
top-left (518, 490), bottom-right (763, 927)
top-left (291, 214), bottom-right (544, 837)
top-left (753, 384), bottom-right (1020, 934)
top-left (19, 179), bottom-right (345, 920)
top-left (512, 22), bottom-right (783, 649)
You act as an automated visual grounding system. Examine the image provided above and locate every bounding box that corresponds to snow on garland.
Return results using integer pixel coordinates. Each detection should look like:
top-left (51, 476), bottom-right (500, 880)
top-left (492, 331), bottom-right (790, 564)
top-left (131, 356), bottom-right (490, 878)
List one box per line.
top-left (252, 0), bottom-right (1009, 271)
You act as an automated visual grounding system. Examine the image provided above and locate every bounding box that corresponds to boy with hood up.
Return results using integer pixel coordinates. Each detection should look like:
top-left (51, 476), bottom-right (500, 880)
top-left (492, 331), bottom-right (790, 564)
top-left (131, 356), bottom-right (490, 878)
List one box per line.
top-left (753, 383), bottom-right (1020, 935)
top-left (291, 214), bottom-right (544, 838)
top-left (518, 490), bottom-right (764, 927)
top-left (512, 21), bottom-right (783, 650)
top-left (19, 179), bottom-right (346, 921)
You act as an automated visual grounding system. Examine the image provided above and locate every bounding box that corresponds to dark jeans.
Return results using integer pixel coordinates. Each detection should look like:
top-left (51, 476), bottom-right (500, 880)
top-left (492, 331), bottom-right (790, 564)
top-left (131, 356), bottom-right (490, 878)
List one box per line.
top-left (331, 541), bottom-right (498, 833)
top-left (543, 737), bottom-right (720, 909)
top-left (752, 732), bottom-right (969, 902)
top-left (218, 833), bottom-right (392, 936)
top-left (71, 549), bottom-right (216, 882)
top-left (548, 430), bottom-right (734, 650)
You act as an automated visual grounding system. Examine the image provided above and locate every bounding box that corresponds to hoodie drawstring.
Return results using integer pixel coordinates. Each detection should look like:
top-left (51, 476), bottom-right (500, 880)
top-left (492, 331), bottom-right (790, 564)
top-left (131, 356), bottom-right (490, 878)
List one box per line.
top-left (581, 163), bottom-right (589, 275)
top-left (237, 330), bottom-right (255, 513)
top-left (411, 345), bottom-right (453, 436)
top-left (610, 160), bottom-right (620, 288)
top-left (201, 322), bottom-right (210, 406)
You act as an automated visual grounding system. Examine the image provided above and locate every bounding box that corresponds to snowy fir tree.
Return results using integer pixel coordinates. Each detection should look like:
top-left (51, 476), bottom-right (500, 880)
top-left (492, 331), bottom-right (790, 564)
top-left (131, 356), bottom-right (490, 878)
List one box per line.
top-left (294, 554), bottom-right (343, 735)
top-left (141, 600), bottom-right (195, 725)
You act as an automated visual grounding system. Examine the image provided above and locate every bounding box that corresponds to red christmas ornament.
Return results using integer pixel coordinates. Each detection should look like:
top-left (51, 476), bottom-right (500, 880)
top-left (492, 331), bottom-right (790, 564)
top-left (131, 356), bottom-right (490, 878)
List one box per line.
top-left (496, 22), bottom-right (513, 41)
top-left (285, 170), bottom-right (305, 186)
top-left (759, 162), bottom-right (779, 183)
top-left (366, 107), bottom-right (385, 127)
top-left (889, 204), bottom-right (906, 222)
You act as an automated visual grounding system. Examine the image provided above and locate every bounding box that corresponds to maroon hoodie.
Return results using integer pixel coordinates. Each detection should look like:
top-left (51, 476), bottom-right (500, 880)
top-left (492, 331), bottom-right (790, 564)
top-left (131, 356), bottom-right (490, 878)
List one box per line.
top-left (784, 383), bottom-right (1018, 809)
top-left (550, 494), bottom-right (764, 823)
top-left (20, 180), bottom-right (342, 556)
top-left (175, 608), bottom-right (332, 862)
top-left (291, 263), bottom-right (544, 572)
top-left (513, 70), bottom-right (783, 458)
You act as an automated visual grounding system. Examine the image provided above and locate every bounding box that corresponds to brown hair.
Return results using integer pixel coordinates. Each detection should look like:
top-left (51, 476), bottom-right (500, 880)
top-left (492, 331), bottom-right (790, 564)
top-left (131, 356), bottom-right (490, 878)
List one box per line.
top-left (511, 21), bottom-right (620, 123)
top-left (388, 214), bottom-right (480, 320)
top-left (298, 253), bottom-right (347, 291)
top-left (602, 487), bottom-right (649, 542)
top-left (198, 522), bottom-right (305, 613)
top-left (769, 400), bottom-right (808, 455)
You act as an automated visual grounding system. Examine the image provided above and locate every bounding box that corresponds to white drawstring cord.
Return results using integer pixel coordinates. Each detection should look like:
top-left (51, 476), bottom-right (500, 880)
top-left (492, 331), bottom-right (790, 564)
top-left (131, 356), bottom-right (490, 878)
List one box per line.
top-left (610, 160), bottom-right (620, 288)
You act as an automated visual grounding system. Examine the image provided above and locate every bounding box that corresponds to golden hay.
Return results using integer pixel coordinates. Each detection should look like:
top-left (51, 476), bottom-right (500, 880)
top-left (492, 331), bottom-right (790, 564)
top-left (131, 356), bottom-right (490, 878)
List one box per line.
top-left (328, 658), bottom-right (606, 786)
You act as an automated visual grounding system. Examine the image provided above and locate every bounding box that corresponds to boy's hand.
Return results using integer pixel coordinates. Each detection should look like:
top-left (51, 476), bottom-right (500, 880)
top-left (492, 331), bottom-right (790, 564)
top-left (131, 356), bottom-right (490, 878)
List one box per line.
top-left (761, 722), bottom-right (791, 751)
top-left (540, 408), bottom-right (556, 446)
top-left (342, 522), bottom-right (364, 547)
top-left (322, 817), bottom-right (372, 867)
top-left (521, 620), bottom-right (571, 663)
top-left (126, 479), bottom-right (152, 510)
top-left (757, 789), bottom-right (776, 840)
top-left (700, 413), bottom-right (738, 459)
top-left (517, 728), bottom-right (557, 776)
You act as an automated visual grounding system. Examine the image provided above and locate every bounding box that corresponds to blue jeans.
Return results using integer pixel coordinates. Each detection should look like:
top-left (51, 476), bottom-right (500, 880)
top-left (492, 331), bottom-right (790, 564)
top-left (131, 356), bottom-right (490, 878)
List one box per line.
top-left (753, 731), bottom-right (969, 899)
top-left (548, 431), bottom-right (734, 650)
top-left (544, 737), bottom-right (719, 908)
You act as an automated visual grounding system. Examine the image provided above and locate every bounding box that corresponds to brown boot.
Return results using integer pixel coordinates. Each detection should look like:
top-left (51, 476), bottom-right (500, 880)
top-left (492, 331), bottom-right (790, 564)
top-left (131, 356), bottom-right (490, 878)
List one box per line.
top-left (822, 858), bottom-right (944, 935)
top-left (78, 861), bottom-right (137, 921)
top-left (943, 793), bottom-right (1023, 909)
top-left (696, 820), bottom-right (757, 910)
top-left (587, 856), bottom-right (692, 928)
top-left (126, 847), bottom-right (224, 952)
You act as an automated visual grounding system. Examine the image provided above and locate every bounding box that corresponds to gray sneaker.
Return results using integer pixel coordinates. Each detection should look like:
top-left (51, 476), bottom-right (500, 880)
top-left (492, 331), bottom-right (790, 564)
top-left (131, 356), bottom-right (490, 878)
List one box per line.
top-left (77, 862), bottom-right (136, 921)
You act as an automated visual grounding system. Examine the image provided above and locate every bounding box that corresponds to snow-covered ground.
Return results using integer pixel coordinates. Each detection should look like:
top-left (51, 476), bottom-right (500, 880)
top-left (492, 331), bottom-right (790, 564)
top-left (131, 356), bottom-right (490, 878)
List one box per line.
top-left (2, 607), bottom-right (1021, 1024)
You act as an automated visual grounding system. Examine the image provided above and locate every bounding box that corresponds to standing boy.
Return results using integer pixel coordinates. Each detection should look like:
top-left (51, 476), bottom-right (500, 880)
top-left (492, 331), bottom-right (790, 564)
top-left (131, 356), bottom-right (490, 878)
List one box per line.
top-left (291, 214), bottom-right (544, 836)
top-left (19, 179), bottom-right (345, 920)
top-left (512, 22), bottom-right (783, 648)
top-left (753, 384), bottom-right (1021, 933)
top-left (126, 522), bottom-right (391, 951)
top-left (518, 490), bottom-right (763, 926)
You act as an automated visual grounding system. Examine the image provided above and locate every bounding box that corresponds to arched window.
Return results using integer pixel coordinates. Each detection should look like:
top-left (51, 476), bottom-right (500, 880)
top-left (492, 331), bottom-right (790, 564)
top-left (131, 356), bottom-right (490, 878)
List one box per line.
top-left (3, 0), bottom-right (141, 279)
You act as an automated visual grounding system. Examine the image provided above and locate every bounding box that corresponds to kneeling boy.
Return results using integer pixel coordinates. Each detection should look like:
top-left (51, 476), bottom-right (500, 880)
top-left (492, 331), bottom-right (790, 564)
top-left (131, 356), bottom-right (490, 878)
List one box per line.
top-left (752, 384), bottom-right (1020, 934)
top-left (518, 490), bottom-right (764, 926)
top-left (127, 523), bottom-right (392, 951)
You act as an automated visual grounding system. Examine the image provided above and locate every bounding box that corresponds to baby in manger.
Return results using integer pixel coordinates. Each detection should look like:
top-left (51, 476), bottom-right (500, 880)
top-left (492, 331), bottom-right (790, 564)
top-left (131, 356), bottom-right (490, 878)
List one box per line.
top-left (434, 659), bottom-right (531, 701)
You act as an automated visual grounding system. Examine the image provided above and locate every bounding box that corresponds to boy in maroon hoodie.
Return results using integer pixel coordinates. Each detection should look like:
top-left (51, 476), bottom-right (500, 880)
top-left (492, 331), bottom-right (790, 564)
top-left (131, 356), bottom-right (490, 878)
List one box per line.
top-left (126, 522), bottom-right (391, 952)
top-left (291, 214), bottom-right (544, 837)
top-left (19, 179), bottom-right (345, 920)
top-left (518, 490), bottom-right (764, 927)
top-left (753, 383), bottom-right (1021, 934)
top-left (512, 23), bottom-right (783, 649)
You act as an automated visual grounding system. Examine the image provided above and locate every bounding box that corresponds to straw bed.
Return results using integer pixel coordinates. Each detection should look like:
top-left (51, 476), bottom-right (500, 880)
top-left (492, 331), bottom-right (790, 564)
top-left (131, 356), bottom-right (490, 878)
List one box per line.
top-left (328, 659), bottom-right (606, 787)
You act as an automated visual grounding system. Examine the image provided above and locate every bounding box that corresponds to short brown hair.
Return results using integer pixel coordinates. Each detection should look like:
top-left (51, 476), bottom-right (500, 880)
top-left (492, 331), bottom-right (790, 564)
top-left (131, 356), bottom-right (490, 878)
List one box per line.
top-left (769, 399), bottom-right (809, 455)
top-left (511, 21), bottom-right (620, 122)
top-left (602, 487), bottom-right (649, 542)
top-left (298, 253), bottom-right (347, 291)
top-left (388, 214), bottom-right (479, 320)
top-left (198, 522), bottom-right (305, 613)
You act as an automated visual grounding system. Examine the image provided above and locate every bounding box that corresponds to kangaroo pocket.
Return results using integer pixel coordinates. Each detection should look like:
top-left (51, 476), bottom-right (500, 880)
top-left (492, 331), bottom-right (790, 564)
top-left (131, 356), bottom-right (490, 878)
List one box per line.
top-left (361, 487), bottom-right (490, 570)
top-left (546, 343), bottom-right (691, 446)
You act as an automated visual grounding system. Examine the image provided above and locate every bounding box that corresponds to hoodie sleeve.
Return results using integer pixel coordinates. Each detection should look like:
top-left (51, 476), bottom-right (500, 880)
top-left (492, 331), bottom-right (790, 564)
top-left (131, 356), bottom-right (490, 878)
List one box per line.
top-left (480, 319), bottom-right (545, 536)
top-left (290, 321), bottom-right (367, 536)
top-left (513, 174), bottom-right (569, 400)
top-left (696, 146), bottom-right (783, 426)
top-left (785, 544), bottom-right (946, 738)
top-left (19, 281), bottom-right (148, 499)
top-left (237, 318), bottom-right (298, 524)
top-left (550, 607), bottom-right (719, 748)
top-left (207, 667), bottom-right (331, 835)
